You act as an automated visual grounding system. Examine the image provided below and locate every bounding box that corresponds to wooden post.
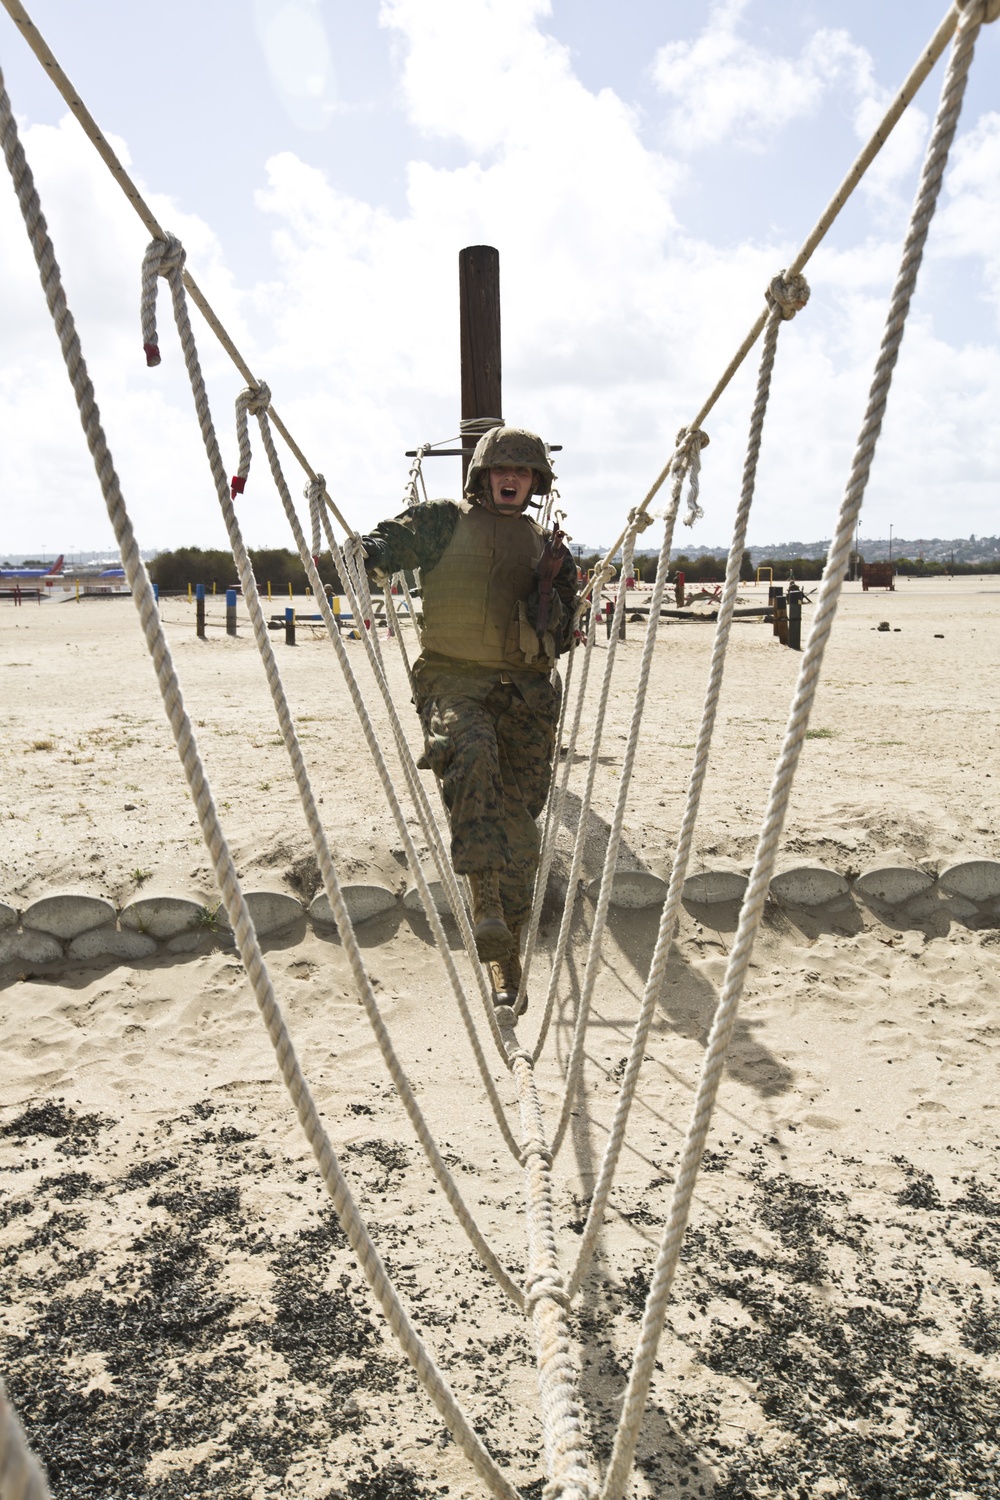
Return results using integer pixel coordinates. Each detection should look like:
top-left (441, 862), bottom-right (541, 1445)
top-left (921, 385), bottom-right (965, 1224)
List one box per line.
top-left (459, 245), bottom-right (502, 487)
top-left (285, 606), bottom-right (296, 647)
top-left (788, 588), bottom-right (802, 651)
top-left (196, 583), bottom-right (206, 639)
top-left (226, 587), bottom-right (237, 637)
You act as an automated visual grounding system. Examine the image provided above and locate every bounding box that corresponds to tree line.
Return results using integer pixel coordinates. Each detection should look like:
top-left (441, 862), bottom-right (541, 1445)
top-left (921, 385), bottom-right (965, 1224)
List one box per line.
top-left (147, 544), bottom-right (1000, 595)
top-left (147, 546), bottom-right (346, 594)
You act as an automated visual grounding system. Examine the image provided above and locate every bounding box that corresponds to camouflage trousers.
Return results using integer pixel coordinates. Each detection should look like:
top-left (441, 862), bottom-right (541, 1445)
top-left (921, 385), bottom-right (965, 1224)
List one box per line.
top-left (413, 661), bottom-right (561, 928)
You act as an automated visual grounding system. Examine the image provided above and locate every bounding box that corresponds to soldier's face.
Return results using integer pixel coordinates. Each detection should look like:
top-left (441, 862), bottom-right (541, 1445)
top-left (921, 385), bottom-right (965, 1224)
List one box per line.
top-left (489, 465), bottom-right (535, 516)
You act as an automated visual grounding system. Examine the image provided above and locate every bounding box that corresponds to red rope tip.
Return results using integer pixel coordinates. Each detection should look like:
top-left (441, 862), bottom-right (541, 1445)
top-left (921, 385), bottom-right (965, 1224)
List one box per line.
top-left (231, 475), bottom-right (247, 498)
top-left (143, 342), bottom-right (161, 367)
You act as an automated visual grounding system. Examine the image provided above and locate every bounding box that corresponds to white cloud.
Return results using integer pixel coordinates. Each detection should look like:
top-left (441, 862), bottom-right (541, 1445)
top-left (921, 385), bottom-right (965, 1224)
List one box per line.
top-left (652, 0), bottom-right (874, 153)
top-left (0, 2), bottom-right (996, 558)
top-left (932, 112), bottom-right (1000, 324)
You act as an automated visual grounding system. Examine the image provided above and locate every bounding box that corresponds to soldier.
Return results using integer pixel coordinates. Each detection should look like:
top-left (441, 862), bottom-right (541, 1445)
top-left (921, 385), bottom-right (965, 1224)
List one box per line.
top-left (360, 426), bottom-right (577, 1012)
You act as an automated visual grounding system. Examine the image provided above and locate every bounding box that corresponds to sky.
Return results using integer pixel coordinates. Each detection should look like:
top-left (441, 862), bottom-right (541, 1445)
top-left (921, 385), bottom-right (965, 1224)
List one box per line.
top-left (0, 0), bottom-right (997, 558)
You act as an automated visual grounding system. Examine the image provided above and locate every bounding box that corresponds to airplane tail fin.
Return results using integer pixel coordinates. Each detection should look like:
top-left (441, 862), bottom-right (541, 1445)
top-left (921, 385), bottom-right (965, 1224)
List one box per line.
top-left (48, 555), bottom-right (65, 575)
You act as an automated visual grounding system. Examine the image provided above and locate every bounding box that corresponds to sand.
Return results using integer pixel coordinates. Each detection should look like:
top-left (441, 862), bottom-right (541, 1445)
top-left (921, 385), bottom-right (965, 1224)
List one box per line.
top-left (1, 576), bottom-right (998, 1500)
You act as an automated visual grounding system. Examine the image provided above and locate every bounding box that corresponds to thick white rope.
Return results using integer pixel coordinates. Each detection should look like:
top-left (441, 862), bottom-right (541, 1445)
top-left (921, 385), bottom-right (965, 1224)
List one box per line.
top-left (229, 395), bottom-right (521, 1146)
top-left (528, 531), bottom-right (646, 1065)
top-left (0, 0), bottom-right (354, 536)
top-left (582, 0), bottom-right (964, 588)
top-left (1, 92), bottom-right (520, 1500)
top-left (307, 474), bottom-right (324, 558)
top-left (229, 393), bottom-right (523, 1157)
top-left (600, 9), bottom-right (988, 1494)
top-left (567, 275), bottom-right (809, 1300)
top-left (549, 437), bottom-right (702, 1155)
top-left (504, 1036), bottom-right (596, 1500)
top-left (329, 524), bottom-right (517, 1063)
top-left (0, 1382), bottom-right (51, 1500)
top-left (515, 624), bottom-right (592, 1013)
top-left (141, 301), bottom-right (524, 1301)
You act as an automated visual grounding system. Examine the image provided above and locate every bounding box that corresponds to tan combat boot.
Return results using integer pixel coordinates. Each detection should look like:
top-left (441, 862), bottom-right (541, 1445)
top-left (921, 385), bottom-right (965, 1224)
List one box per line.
top-left (490, 925), bottom-right (527, 1015)
top-left (469, 872), bottom-right (513, 961)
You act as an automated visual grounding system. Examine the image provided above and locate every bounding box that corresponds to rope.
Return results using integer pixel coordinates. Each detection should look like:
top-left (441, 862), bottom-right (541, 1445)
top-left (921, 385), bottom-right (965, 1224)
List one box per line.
top-left (229, 392), bottom-right (522, 1146)
top-left (3, 3), bottom-right (992, 1494)
top-left (600, 10), bottom-right (986, 1493)
top-left (0, 0), bottom-right (354, 535)
top-left (0, 1382), bottom-right (51, 1500)
top-left (331, 528), bottom-right (519, 1068)
top-left (306, 474), bottom-right (325, 558)
top-left (1, 90), bottom-right (520, 1499)
top-left (528, 545), bottom-right (636, 1064)
top-left (232, 398), bottom-right (525, 1160)
top-left (550, 436), bottom-right (700, 1152)
top-left (515, 624), bottom-right (593, 1015)
top-left (567, 275), bottom-right (809, 1301)
top-left (506, 1040), bottom-right (596, 1500)
top-left (579, 0), bottom-right (964, 592)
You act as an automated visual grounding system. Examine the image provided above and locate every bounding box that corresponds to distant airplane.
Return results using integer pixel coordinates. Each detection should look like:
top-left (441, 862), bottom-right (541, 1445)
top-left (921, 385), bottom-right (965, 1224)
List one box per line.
top-left (0, 555), bottom-right (64, 584)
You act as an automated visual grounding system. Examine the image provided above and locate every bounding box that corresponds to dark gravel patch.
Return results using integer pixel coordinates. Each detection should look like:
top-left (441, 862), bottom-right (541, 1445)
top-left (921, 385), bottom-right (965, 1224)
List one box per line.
top-left (3, 1103), bottom-right (998, 1499)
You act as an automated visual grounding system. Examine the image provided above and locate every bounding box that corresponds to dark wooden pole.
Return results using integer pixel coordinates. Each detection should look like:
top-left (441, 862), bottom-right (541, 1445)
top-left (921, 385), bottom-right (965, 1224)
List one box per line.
top-left (459, 245), bottom-right (502, 487)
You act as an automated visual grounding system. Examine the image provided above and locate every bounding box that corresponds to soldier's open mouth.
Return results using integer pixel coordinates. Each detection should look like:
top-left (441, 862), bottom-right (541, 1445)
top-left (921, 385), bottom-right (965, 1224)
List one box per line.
top-left (500, 485), bottom-right (518, 499)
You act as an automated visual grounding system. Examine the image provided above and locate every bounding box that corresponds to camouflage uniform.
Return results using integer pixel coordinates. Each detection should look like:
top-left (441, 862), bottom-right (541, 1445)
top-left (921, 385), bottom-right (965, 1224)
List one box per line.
top-left (362, 499), bottom-right (577, 927)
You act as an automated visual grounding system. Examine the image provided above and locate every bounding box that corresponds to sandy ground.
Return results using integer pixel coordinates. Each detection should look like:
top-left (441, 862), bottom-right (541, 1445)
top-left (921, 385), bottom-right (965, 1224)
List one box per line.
top-left (1, 577), bottom-right (998, 1500)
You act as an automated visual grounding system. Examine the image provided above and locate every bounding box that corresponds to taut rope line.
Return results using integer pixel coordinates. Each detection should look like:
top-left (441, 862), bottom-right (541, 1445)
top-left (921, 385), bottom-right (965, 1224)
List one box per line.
top-left (0, 71), bottom-right (519, 1500)
top-left (1, 0), bottom-right (994, 1493)
top-left (602, 7), bottom-right (990, 1492)
top-left (232, 390), bottom-right (523, 1116)
top-left (141, 243), bottom-right (526, 1291)
top-left (567, 272), bottom-right (809, 1302)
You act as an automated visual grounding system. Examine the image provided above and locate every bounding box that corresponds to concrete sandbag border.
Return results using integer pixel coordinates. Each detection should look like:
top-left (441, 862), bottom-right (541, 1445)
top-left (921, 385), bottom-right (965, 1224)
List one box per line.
top-left (1, 856), bottom-right (998, 974)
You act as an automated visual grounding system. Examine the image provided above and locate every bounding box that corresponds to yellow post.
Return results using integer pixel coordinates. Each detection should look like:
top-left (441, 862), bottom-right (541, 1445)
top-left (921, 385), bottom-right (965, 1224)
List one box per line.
top-left (288, 581), bottom-right (293, 599)
top-left (187, 582), bottom-right (192, 602)
top-left (333, 595), bottom-right (340, 617)
top-left (267, 580), bottom-right (272, 601)
top-left (75, 579), bottom-right (80, 602)
top-left (213, 581), bottom-right (217, 595)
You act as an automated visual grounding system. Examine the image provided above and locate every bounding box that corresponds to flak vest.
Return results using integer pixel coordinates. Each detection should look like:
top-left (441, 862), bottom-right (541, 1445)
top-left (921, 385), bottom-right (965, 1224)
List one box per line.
top-left (419, 502), bottom-right (555, 671)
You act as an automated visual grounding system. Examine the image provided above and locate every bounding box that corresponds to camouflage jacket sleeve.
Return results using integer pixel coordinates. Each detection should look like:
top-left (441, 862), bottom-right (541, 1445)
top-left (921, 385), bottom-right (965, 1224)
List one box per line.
top-left (549, 539), bottom-right (581, 652)
top-left (360, 501), bottom-right (459, 576)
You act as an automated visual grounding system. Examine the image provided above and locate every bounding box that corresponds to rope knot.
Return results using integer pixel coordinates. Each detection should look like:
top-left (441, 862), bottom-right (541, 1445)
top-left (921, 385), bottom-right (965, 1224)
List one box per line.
top-left (245, 381), bottom-right (271, 415)
top-left (518, 1138), bottom-right (553, 1168)
top-left (140, 234), bottom-right (186, 366)
top-left (149, 234), bottom-right (186, 277)
top-left (767, 270), bottom-right (811, 320)
top-left (628, 506), bottom-right (655, 534)
top-left (670, 426), bottom-right (709, 527)
top-left (304, 475), bottom-right (327, 555)
top-left (958, 0), bottom-right (1000, 22)
top-left (674, 425), bottom-right (709, 454)
top-left (523, 1268), bottom-right (570, 1311)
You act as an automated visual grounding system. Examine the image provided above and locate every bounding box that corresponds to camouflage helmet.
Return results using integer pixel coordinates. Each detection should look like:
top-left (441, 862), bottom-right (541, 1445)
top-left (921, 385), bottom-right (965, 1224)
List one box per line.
top-left (465, 425), bottom-right (555, 500)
